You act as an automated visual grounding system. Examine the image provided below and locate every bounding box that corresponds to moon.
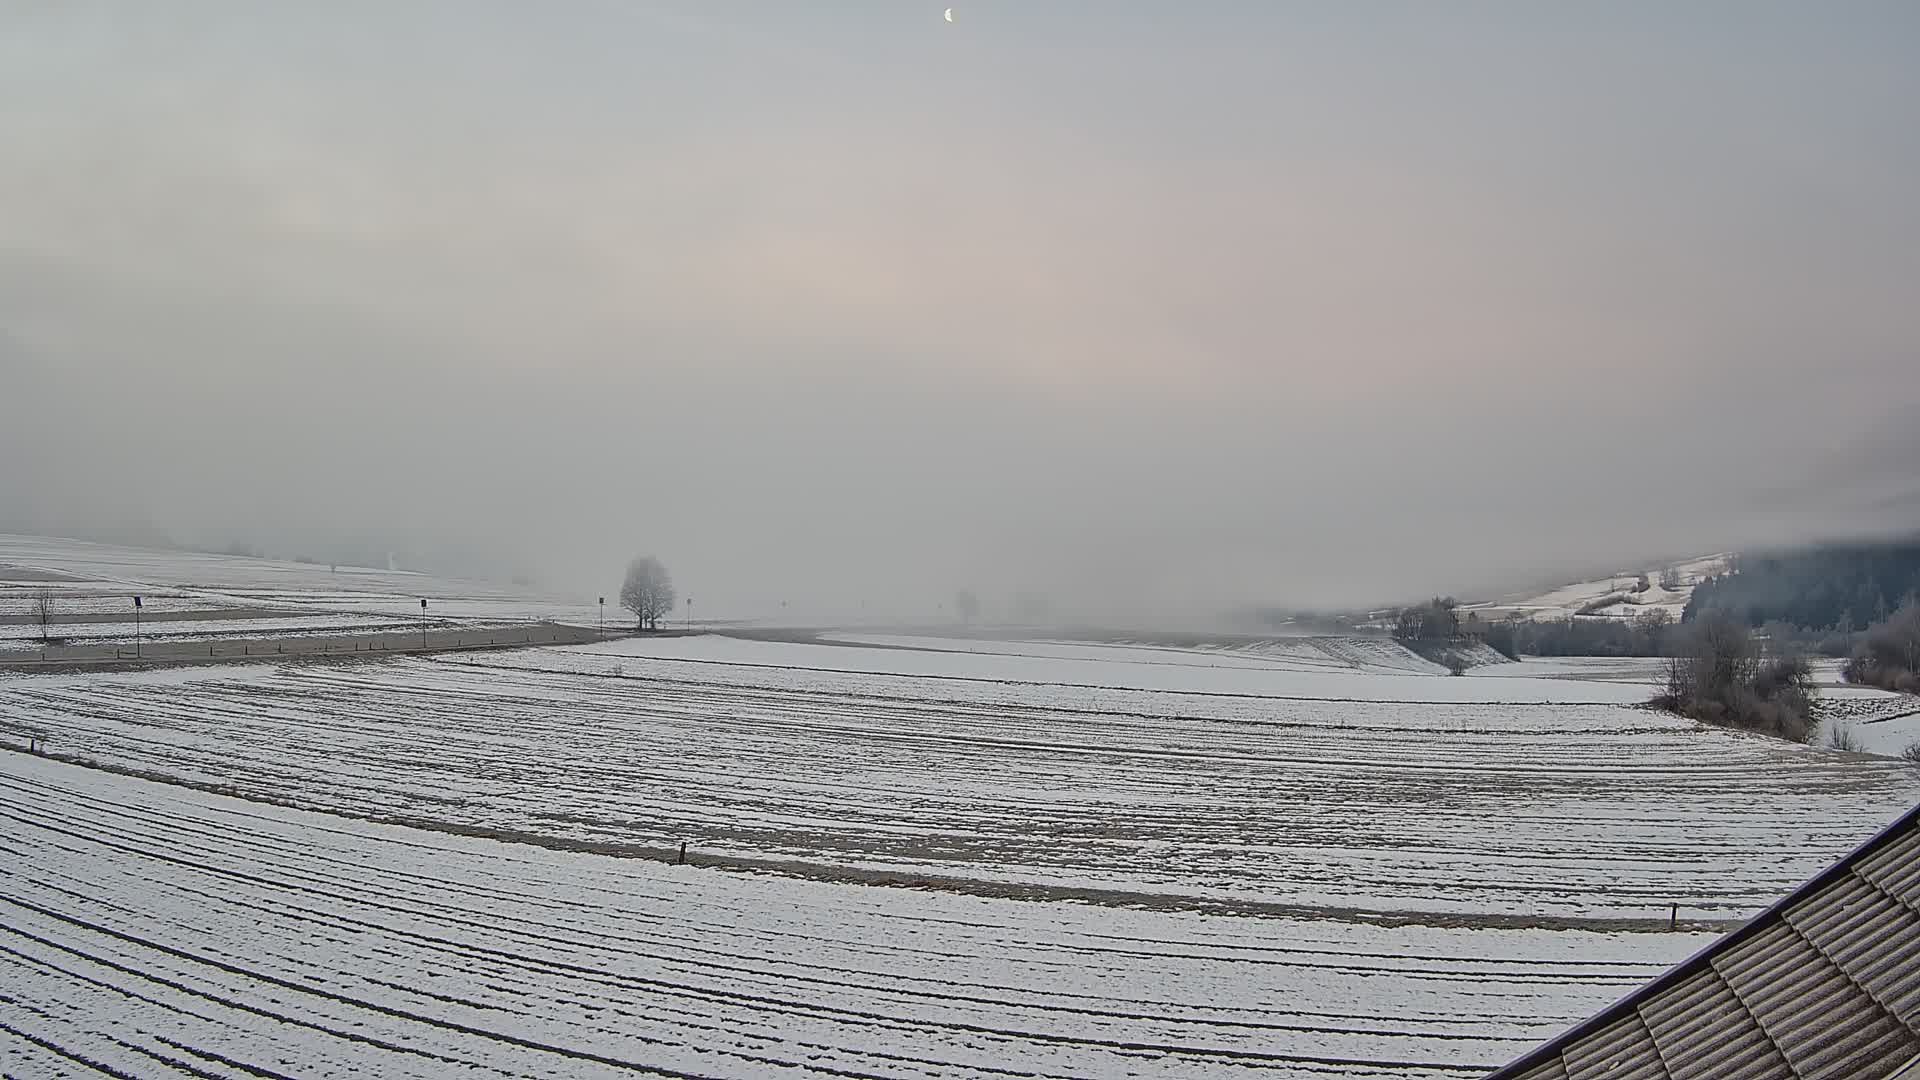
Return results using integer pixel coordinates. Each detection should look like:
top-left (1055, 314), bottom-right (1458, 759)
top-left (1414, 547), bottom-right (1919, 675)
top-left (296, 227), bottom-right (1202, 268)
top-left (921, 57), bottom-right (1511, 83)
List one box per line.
top-left (943, 7), bottom-right (953, 22)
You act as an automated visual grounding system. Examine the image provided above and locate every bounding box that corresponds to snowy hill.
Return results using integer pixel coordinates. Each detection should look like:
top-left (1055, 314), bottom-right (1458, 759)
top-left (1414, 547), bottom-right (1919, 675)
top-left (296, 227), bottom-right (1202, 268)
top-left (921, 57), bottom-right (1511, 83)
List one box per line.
top-left (1463, 554), bottom-right (1731, 623)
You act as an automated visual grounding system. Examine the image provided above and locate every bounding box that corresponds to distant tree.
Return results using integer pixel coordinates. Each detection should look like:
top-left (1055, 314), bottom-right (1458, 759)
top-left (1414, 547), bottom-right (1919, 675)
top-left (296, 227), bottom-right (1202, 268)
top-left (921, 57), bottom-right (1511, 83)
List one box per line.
top-left (1842, 600), bottom-right (1920, 694)
top-left (1683, 537), bottom-right (1920, 630)
top-left (1662, 614), bottom-right (1755, 710)
top-left (1503, 615), bottom-right (1666, 658)
top-left (1482, 617), bottom-right (1522, 661)
top-left (1634, 573), bottom-right (1651, 593)
top-left (619, 556), bottom-right (676, 631)
top-left (955, 589), bottom-right (980, 625)
top-left (1659, 567), bottom-right (1683, 591)
top-left (33, 590), bottom-right (53, 643)
top-left (1392, 597), bottom-right (1460, 643)
top-left (1653, 614), bottom-right (1815, 741)
top-left (1635, 608), bottom-right (1675, 653)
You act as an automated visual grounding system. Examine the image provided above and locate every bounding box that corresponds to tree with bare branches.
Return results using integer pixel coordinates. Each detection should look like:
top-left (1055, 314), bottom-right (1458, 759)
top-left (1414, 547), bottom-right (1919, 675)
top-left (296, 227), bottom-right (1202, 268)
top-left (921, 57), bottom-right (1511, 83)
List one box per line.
top-left (619, 556), bottom-right (675, 631)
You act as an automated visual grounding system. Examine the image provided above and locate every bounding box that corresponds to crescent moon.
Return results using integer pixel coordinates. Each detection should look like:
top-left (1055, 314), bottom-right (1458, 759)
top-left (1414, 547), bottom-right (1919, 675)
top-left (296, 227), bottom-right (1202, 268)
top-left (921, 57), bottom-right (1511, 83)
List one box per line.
top-left (944, 8), bottom-right (953, 22)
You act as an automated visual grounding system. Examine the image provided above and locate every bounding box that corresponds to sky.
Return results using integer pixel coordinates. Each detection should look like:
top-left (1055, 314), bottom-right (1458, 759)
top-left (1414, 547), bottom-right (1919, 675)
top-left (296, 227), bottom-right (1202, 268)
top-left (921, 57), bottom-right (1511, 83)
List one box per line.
top-left (2, 2), bottom-right (1917, 618)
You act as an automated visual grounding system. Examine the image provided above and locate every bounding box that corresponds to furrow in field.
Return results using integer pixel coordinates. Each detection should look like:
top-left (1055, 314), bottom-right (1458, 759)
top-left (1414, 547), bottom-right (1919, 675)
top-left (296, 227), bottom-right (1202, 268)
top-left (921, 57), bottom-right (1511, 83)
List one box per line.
top-left (5, 649), bottom-right (1911, 920)
top-left (3, 752), bottom-right (1691, 1078)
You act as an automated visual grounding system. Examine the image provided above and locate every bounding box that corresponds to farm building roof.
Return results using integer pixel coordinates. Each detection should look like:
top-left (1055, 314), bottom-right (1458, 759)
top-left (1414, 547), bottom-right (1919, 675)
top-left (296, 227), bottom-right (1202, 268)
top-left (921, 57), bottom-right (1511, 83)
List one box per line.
top-left (1487, 801), bottom-right (1920, 1080)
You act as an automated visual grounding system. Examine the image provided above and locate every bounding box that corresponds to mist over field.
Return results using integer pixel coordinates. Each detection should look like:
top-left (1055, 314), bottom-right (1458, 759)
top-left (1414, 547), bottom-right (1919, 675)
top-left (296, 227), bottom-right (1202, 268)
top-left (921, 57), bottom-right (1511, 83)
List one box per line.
top-left (3, 3), bottom-right (1918, 617)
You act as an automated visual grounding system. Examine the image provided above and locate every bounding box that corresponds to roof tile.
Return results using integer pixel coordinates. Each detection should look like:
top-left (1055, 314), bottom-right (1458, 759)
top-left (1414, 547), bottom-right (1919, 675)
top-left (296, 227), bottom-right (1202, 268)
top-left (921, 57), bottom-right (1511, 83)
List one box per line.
top-left (1486, 810), bottom-right (1920, 1080)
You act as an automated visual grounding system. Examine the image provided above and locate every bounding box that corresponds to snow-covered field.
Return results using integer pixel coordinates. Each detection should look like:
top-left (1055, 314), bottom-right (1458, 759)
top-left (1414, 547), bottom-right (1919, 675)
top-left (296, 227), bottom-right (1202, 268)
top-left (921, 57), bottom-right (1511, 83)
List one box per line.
top-left (1, 752), bottom-right (1711, 1079)
top-left (0, 534), bottom-right (606, 651)
top-left (0, 614), bottom-right (425, 652)
top-left (831, 633), bottom-right (1458, 675)
top-left (0, 591), bottom-right (240, 617)
top-left (547, 633), bottom-right (1647, 704)
top-left (6, 634), bottom-right (1915, 924)
top-left (1506, 654), bottom-right (1920, 755)
top-left (5, 571), bottom-right (1919, 1077)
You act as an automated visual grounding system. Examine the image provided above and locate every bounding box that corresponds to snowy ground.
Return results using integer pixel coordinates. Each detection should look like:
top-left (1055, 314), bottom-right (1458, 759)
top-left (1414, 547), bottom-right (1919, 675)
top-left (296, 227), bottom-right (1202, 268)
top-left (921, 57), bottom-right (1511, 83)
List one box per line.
top-left (559, 633), bottom-right (1647, 704)
top-left (4, 564), bottom-right (1918, 1077)
top-left (6, 633), bottom-right (1914, 924)
top-left (1507, 655), bottom-right (1920, 755)
top-left (0, 534), bottom-right (607, 651)
top-left (0, 591), bottom-right (246, 617)
top-left (830, 633), bottom-right (1457, 675)
top-left (0, 752), bottom-right (1713, 1080)
top-left (0, 614), bottom-right (425, 652)
top-left (1461, 554), bottom-right (1730, 622)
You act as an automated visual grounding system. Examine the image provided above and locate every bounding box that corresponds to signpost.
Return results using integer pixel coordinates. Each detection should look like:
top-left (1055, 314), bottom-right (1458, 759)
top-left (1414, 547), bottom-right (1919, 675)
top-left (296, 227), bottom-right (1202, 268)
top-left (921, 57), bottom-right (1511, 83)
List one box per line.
top-left (133, 595), bottom-right (142, 658)
top-left (419, 598), bottom-right (428, 649)
top-left (598, 597), bottom-right (605, 633)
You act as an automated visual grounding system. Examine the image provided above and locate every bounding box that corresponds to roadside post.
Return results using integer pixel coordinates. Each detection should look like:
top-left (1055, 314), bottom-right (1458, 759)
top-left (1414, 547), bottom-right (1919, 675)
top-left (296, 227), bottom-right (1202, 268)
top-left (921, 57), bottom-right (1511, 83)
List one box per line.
top-left (420, 598), bottom-right (428, 649)
top-left (133, 595), bottom-right (142, 658)
top-left (599, 596), bottom-right (605, 633)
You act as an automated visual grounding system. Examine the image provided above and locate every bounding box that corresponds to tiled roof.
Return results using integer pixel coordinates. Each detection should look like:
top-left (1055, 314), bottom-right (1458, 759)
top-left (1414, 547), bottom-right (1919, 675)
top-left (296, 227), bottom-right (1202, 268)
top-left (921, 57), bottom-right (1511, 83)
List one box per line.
top-left (1488, 803), bottom-right (1920, 1080)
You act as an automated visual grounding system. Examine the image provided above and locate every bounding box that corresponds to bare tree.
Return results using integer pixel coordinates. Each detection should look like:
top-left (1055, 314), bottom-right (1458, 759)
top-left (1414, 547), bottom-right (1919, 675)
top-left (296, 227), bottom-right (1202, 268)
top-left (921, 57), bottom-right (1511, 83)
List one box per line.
top-left (1843, 600), bottom-right (1920, 693)
top-left (1636, 608), bottom-right (1674, 631)
top-left (1664, 613), bottom-right (1758, 708)
top-left (619, 556), bottom-right (676, 631)
top-left (1658, 566), bottom-right (1683, 591)
top-left (1657, 614), bottom-right (1814, 741)
top-left (955, 588), bottom-right (979, 625)
top-left (33, 590), bottom-right (54, 643)
top-left (1393, 597), bottom-right (1461, 643)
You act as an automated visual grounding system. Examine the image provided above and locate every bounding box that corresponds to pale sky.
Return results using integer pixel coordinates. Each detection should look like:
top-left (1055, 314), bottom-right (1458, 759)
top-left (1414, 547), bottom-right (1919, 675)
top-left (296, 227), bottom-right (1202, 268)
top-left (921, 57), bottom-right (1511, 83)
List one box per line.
top-left (3, 3), bottom-right (1917, 617)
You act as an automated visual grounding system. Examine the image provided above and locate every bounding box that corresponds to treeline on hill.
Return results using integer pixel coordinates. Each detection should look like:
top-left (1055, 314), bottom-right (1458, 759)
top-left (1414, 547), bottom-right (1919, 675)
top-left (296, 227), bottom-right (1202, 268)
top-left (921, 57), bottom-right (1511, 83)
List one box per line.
top-left (1491, 611), bottom-right (1675, 658)
top-left (1392, 596), bottom-right (1675, 660)
top-left (1684, 538), bottom-right (1920, 631)
top-left (1383, 539), bottom-right (1920, 740)
top-left (1389, 597), bottom-right (1480, 673)
top-left (1681, 536), bottom-right (1920, 694)
top-left (1389, 597), bottom-right (1590, 672)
